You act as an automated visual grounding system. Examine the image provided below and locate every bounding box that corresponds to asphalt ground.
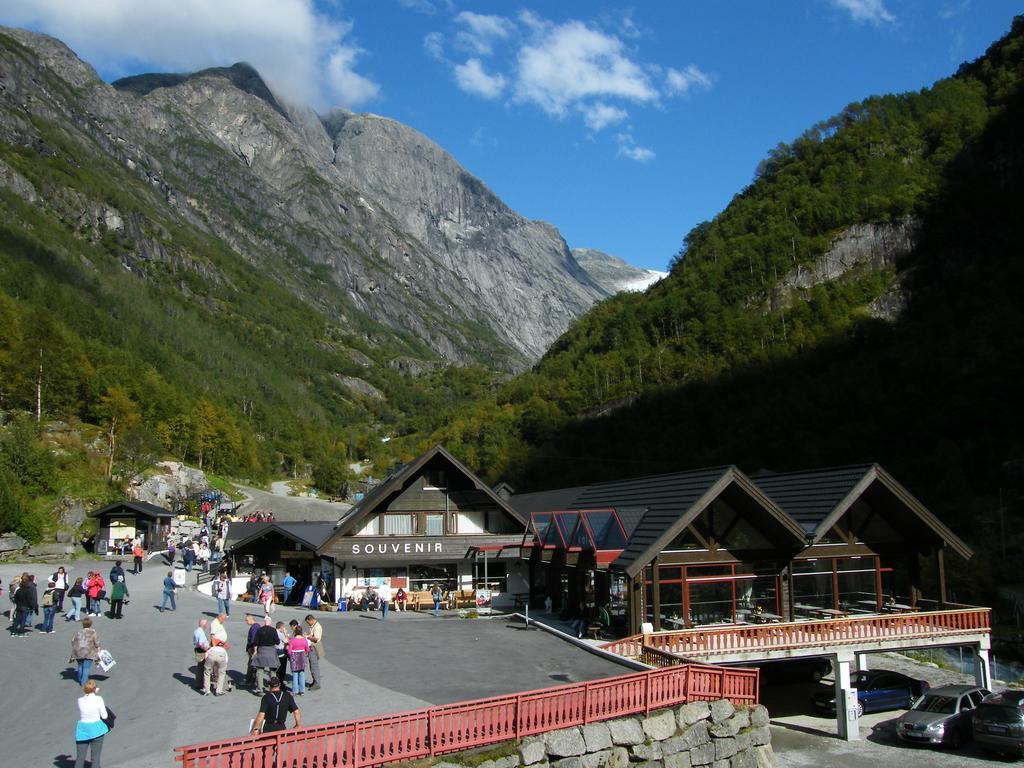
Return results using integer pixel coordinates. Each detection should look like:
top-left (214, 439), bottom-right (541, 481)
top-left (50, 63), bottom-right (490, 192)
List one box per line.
top-left (0, 559), bottom-right (626, 768)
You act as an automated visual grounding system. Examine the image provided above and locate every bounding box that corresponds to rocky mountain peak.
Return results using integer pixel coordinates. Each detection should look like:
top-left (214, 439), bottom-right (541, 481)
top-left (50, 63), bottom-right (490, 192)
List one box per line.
top-left (112, 61), bottom-right (288, 118)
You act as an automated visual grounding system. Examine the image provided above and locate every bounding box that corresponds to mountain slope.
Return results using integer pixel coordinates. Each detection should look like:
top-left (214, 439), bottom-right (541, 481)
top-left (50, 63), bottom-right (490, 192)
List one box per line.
top-left (573, 248), bottom-right (666, 294)
top-left (426, 17), bottom-right (1024, 584)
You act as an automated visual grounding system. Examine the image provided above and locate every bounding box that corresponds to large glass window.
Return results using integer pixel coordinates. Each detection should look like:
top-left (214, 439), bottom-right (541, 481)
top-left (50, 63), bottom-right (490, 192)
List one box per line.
top-left (837, 557), bottom-right (877, 610)
top-left (472, 562), bottom-right (507, 592)
top-left (792, 559), bottom-right (833, 610)
top-left (689, 581), bottom-right (734, 625)
top-left (383, 514), bottom-right (414, 535)
top-left (409, 563), bottom-right (456, 591)
top-left (425, 513), bottom-right (445, 536)
top-left (456, 510), bottom-right (485, 534)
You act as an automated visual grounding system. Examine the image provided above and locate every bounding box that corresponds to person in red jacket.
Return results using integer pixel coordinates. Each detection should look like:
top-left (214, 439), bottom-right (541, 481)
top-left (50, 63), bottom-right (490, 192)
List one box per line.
top-left (86, 572), bottom-right (105, 616)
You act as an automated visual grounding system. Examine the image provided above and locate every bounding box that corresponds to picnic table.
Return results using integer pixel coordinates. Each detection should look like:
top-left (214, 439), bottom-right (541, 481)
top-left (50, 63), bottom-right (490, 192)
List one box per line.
top-left (794, 603), bottom-right (848, 619)
top-left (748, 611), bottom-right (782, 624)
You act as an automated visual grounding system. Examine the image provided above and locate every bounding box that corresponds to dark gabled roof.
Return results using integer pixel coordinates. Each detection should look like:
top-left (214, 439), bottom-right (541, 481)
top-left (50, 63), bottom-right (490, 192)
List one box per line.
top-left (750, 464), bottom-right (875, 535)
top-left (226, 522), bottom-right (336, 552)
top-left (324, 445), bottom-right (526, 545)
top-left (507, 486), bottom-right (588, 517)
top-left (751, 464), bottom-right (972, 559)
top-left (89, 500), bottom-right (172, 519)
top-left (576, 466), bottom-right (805, 577)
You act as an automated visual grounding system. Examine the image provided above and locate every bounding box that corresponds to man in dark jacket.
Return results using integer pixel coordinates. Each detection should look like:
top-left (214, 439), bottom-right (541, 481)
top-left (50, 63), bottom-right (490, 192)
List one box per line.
top-left (253, 616), bottom-right (281, 692)
top-left (109, 560), bottom-right (126, 585)
top-left (12, 572), bottom-right (38, 635)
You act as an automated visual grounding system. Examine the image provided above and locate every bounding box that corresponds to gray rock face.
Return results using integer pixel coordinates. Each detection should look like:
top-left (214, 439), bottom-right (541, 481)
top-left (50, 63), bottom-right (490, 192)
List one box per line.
top-left (709, 700), bottom-right (735, 724)
top-left (749, 706), bottom-right (769, 729)
top-left (327, 112), bottom-right (607, 360)
top-left (520, 739), bottom-right (548, 766)
top-left (771, 216), bottom-right (919, 317)
top-left (675, 721), bottom-right (710, 750)
top-left (642, 710), bottom-right (678, 741)
top-left (663, 753), bottom-right (692, 768)
top-left (544, 727), bottom-right (587, 757)
top-left (607, 717), bottom-right (646, 746)
top-left (581, 722), bottom-right (612, 753)
top-left (130, 462), bottom-right (209, 506)
top-left (678, 702), bottom-right (710, 728)
top-left (0, 532), bottom-right (27, 553)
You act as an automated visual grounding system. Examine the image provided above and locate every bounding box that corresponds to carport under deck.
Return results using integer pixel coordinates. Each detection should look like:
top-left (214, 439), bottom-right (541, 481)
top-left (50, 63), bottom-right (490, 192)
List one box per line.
top-left (602, 606), bottom-right (992, 741)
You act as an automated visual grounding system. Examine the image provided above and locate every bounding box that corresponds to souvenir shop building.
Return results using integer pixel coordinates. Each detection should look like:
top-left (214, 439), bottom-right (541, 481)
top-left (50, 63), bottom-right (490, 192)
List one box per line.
top-left (316, 446), bottom-right (530, 603)
top-left (224, 446), bottom-right (531, 605)
top-left (512, 463), bottom-right (973, 635)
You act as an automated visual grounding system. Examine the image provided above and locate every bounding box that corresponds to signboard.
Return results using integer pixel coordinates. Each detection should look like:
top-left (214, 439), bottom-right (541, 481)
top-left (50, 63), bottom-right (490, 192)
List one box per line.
top-left (350, 540), bottom-right (446, 557)
top-left (280, 550), bottom-right (315, 559)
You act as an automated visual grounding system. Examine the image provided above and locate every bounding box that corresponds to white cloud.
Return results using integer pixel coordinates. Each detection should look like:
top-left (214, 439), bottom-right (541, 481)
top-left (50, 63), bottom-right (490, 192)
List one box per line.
top-left (665, 65), bottom-right (712, 96)
top-left (830, 0), bottom-right (896, 25)
top-left (0, 0), bottom-right (380, 109)
top-left (581, 102), bottom-right (628, 131)
top-left (454, 11), bottom-right (516, 56)
top-left (515, 20), bottom-right (659, 116)
top-left (424, 31), bottom-right (445, 61)
top-left (454, 58), bottom-right (507, 99)
top-left (616, 133), bottom-right (655, 163)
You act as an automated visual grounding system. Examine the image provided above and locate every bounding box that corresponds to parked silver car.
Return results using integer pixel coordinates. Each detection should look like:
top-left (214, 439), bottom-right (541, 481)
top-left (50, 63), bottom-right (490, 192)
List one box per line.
top-left (973, 690), bottom-right (1024, 757)
top-left (896, 684), bottom-right (991, 748)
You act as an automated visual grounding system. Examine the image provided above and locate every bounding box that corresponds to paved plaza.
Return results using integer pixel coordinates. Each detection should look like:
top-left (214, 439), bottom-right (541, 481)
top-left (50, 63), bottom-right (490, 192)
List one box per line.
top-left (0, 559), bottom-right (626, 768)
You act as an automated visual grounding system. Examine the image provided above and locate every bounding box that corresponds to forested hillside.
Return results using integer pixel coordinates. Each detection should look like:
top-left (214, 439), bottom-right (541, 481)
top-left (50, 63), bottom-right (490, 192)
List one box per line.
top-left (429, 18), bottom-right (1024, 590)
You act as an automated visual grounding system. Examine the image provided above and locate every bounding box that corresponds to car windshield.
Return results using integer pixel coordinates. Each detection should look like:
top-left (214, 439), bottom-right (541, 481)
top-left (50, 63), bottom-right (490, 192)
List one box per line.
top-left (914, 695), bottom-right (956, 714)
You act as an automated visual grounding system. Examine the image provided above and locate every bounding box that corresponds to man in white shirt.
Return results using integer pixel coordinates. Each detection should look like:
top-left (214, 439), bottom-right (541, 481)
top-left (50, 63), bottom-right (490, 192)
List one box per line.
top-left (304, 614), bottom-right (323, 690)
top-left (210, 613), bottom-right (228, 646)
top-left (378, 580), bottom-right (392, 620)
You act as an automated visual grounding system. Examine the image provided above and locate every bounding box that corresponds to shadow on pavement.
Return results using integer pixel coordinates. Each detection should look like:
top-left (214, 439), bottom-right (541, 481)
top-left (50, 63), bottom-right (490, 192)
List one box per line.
top-left (53, 755), bottom-right (74, 768)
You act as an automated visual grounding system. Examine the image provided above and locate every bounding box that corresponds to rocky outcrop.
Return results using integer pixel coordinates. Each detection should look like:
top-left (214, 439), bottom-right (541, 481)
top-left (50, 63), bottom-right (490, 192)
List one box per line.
top-left (771, 216), bottom-right (919, 312)
top-left (130, 462), bottom-right (209, 506)
top-left (0, 532), bottom-right (27, 556)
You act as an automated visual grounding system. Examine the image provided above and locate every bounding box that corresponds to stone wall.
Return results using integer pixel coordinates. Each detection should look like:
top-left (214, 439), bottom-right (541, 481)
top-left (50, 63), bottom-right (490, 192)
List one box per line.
top-left (435, 700), bottom-right (774, 768)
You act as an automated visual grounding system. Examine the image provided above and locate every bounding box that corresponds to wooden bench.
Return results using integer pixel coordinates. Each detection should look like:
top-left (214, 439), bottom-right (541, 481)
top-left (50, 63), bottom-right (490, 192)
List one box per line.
top-left (409, 591), bottom-right (437, 611)
top-left (452, 589), bottom-right (476, 609)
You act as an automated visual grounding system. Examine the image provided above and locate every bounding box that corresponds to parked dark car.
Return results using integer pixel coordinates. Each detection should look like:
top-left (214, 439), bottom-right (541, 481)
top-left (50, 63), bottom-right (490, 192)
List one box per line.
top-left (973, 690), bottom-right (1024, 757)
top-left (811, 670), bottom-right (930, 717)
top-left (895, 684), bottom-right (990, 748)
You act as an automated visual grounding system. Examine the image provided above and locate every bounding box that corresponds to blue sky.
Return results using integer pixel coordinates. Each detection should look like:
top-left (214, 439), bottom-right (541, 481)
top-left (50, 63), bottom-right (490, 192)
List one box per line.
top-left (2, 2), bottom-right (1020, 271)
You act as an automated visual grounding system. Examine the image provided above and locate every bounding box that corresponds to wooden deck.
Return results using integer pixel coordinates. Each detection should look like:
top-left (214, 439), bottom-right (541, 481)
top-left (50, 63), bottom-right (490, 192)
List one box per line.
top-left (603, 607), bottom-right (991, 664)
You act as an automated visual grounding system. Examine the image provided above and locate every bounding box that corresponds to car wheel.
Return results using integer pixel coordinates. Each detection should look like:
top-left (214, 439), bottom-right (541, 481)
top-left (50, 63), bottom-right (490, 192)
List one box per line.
top-left (855, 701), bottom-right (864, 718)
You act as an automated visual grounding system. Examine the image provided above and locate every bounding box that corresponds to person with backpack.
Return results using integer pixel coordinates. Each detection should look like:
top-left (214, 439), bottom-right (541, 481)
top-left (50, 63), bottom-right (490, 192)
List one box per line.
top-left (287, 625), bottom-right (312, 695)
top-left (65, 577), bottom-right (86, 622)
top-left (109, 576), bottom-right (128, 620)
top-left (42, 580), bottom-right (58, 633)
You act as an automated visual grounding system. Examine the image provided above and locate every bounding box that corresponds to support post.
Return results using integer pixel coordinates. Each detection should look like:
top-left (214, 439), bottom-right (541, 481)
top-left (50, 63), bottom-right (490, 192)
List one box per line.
top-left (937, 547), bottom-right (947, 608)
top-left (834, 650), bottom-right (860, 741)
top-left (976, 636), bottom-right (992, 689)
top-left (652, 558), bottom-right (662, 632)
top-left (855, 653), bottom-right (869, 673)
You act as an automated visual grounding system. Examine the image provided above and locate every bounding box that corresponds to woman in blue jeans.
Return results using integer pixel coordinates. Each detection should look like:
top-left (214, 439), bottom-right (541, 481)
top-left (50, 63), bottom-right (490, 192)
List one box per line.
top-left (65, 577), bottom-right (85, 622)
top-left (70, 618), bottom-right (101, 685)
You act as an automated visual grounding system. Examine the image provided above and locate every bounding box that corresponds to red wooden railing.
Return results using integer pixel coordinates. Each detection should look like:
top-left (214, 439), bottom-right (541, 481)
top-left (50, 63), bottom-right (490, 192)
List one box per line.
top-left (602, 607), bottom-right (991, 659)
top-left (174, 663), bottom-right (759, 768)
